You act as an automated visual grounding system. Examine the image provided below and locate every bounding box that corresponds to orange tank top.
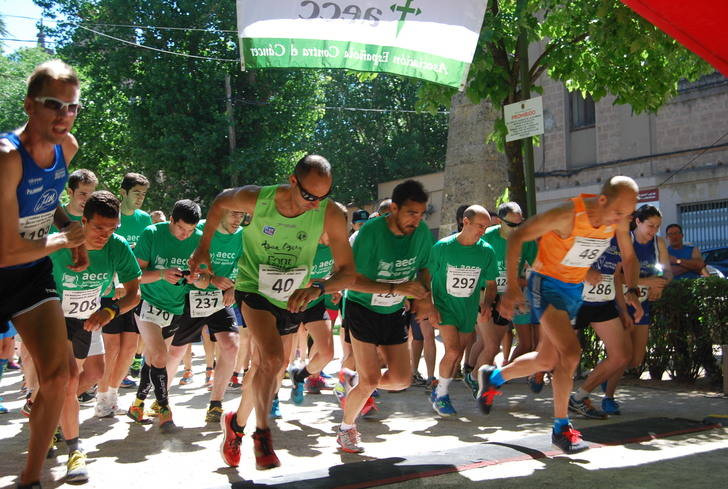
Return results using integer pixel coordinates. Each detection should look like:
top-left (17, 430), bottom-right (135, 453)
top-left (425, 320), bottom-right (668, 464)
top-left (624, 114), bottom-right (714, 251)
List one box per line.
top-left (532, 194), bottom-right (616, 283)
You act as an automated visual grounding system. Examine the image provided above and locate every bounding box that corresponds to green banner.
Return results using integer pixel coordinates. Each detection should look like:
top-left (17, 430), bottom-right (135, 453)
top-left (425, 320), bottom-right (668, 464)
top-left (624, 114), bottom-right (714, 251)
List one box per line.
top-left (241, 37), bottom-right (468, 88)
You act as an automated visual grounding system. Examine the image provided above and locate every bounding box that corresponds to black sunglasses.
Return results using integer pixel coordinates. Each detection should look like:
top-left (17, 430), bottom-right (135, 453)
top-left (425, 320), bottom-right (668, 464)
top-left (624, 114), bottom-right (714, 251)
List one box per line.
top-left (501, 219), bottom-right (522, 228)
top-left (296, 179), bottom-right (331, 202)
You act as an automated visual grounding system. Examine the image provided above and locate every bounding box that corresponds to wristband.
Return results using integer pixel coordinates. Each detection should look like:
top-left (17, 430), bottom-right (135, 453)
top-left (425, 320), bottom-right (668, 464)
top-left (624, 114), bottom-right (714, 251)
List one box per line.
top-left (626, 287), bottom-right (640, 297)
top-left (100, 297), bottom-right (120, 317)
top-left (101, 307), bottom-right (117, 320)
top-left (311, 281), bottom-right (325, 296)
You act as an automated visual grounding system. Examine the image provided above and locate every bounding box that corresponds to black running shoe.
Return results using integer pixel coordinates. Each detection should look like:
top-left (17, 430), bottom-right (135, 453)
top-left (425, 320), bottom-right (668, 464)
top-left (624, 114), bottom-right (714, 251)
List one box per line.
top-left (476, 366), bottom-right (502, 415)
top-left (552, 424), bottom-right (590, 454)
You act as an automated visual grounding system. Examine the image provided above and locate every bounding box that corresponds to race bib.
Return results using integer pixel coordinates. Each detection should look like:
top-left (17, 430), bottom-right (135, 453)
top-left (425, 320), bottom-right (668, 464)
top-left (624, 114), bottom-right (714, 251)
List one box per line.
top-left (189, 289), bottom-right (225, 318)
top-left (62, 287), bottom-right (101, 319)
top-left (139, 300), bottom-right (173, 327)
top-left (582, 275), bottom-right (615, 302)
top-left (622, 284), bottom-right (650, 303)
top-left (19, 209), bottom-right (55, 241)
top-left (446, 266), bottom-right (481, 298)
top-left (371, 278), bottom-right (407, 307)
top-left (561, 237), bottom-right (611, 268)
top-left (496, 274), bottom-right (508, 293)
top-left (258, 265), bottom-right (308, 302)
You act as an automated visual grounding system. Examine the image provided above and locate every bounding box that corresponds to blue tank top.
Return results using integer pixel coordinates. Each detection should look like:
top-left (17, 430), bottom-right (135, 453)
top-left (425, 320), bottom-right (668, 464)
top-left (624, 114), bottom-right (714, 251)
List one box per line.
top-left (582, 237), bottom-right (621, 305)
top-left (667, 245), bottom-right (700, 279)
top-left (1, 132), bottom-right (68, 269)
top-left (632, 232), bottom-right (660, 277)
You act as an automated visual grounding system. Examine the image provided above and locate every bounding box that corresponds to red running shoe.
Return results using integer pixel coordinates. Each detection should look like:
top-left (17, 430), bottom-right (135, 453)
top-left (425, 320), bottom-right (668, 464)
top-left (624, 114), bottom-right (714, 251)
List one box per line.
top-left (252, 428), bottom-right (281, 470)
top-left (220, 412), bottom-right (244, 467)
top-left (360, 396), bottom-right (378, 417)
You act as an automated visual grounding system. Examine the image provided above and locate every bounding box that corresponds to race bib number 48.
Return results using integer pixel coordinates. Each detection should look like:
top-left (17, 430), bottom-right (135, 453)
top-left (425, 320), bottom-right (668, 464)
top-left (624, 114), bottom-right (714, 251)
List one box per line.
top-left (259, 265), bottom-right (308, 302)
top-left (582, 275), bottom-right (615, 302)
top-left (62, 287), bottom-right (101, 320)
top-left (189, 289), bottom-right (224, 318)
top-left (561, 237), bottom-right (611, 268)
top-left (446, 266), bottom-right (481, 298)
top-left (139, 300), bottom-right (173, 327)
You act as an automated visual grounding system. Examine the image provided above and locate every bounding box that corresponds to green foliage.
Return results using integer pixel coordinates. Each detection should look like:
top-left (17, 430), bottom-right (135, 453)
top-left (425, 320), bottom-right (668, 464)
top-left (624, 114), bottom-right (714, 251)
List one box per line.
top-left (0, 47), bottom-right (55, 132)
top-left (417, 0), bottom-right (713, 207)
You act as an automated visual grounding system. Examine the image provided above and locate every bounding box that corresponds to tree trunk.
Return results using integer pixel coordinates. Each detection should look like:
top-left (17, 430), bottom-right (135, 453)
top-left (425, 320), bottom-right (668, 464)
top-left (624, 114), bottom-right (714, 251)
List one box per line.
top-left (504, 138), bottom-right (527, 211)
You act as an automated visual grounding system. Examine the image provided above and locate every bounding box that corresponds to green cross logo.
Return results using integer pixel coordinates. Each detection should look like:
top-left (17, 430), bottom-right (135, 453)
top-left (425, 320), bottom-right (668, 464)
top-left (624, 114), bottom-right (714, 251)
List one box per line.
top-left (390, 0), bottom-right (422, 37)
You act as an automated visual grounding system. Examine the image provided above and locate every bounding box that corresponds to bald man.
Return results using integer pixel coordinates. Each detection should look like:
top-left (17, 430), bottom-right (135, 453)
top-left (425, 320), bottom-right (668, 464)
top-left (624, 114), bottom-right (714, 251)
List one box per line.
top-left (427, 206), bottom-right (499, 416)
top-left (481, 177), bottom-right (643, 454)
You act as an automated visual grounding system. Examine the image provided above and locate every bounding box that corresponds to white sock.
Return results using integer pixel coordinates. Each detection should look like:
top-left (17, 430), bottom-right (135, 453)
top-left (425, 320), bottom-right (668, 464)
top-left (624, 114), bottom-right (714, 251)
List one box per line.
top-left (340, 422), bottom-right (356, 431)
top-left (575, 387), bottom-right (590, 400)
top-left (436, 378), bottom-right (451, 397)
top-left (109, 387), bottom-right (119, 396)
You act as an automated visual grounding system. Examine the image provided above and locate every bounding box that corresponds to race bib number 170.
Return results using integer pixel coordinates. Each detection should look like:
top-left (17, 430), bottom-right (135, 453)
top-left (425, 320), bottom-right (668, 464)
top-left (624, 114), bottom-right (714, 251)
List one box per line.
top-left (139, 300), bottom-right (173, 327)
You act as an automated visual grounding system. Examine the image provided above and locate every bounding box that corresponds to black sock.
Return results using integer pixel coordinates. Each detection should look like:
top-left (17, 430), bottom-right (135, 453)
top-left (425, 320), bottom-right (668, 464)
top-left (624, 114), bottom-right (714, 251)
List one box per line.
top-left (134, 353), bottom-right (142, 360)
top-left (230, 414), bottom-right (245, 433)
top-left (209, 400), bottom-right (222, 409)
top-left (294, 366), bottom-right (310, 384)
top-left (16, 481), bottom-right (41, 489)
top-left (150, 365), bottom-right (169, 407)
top-left (136, 361), bottom-right (153, 401)
top-left (232, 371), bottom-right (239, 378)
top-left (66, 437), bottom-right (80, 454)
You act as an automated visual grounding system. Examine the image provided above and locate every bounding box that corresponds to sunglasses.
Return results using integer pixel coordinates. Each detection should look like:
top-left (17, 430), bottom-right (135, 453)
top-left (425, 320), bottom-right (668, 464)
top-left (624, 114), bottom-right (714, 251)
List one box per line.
top-left (501, 219), bottom-right (522, 228)
top-left (35, 96), bottom-right (82, 115)
top-left (296, 179), bottom-right (330, 202)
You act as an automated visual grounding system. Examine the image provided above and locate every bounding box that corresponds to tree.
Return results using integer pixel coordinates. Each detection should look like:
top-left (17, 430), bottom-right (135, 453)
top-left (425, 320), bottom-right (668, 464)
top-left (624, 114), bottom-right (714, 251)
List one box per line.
top-left (417, 0), bottom-right (712, 210)
top-left (0, 47), bottom-right (55, 133)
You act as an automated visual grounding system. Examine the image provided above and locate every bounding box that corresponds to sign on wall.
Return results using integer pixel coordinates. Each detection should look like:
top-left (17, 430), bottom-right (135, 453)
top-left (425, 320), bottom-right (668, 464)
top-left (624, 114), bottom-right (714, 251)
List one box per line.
top-left (236, 1), bottom-right (489, 89)
top-left (504, 97), bottom-right (544, 142)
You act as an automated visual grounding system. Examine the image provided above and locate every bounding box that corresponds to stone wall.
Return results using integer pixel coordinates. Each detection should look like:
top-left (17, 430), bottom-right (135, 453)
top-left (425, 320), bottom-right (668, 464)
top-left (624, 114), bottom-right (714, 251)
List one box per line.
top-left (439, 93), bottom-right (509, 236)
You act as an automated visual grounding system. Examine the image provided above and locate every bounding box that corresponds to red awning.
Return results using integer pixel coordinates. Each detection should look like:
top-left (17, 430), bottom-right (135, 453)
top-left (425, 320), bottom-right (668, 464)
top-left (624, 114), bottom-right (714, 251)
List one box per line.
top-left (622, 0), bottom-right (728, 75)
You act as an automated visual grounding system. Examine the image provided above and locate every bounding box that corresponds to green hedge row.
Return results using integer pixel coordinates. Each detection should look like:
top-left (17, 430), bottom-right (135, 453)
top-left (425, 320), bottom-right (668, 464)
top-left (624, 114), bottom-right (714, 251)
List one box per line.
top-left (579, 277), bottom-right (728, 383)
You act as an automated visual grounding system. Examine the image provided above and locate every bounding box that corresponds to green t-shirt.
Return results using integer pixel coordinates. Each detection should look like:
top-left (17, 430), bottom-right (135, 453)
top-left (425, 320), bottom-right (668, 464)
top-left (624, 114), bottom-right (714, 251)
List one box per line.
top-left (135, 222), bottom-right (202, 314)
top-left (189, 220), bottom-right (243, 292)
top-left (347, 216), bottom-right (434, 314)
top-left (51, 234), bottom-right (141, 318)
top-left (308, 243), bottom-right (334, 309)
top-left (428, 233), bottom-right (497, 329)
top-left (50, 204), bottom-right (82, 233)
top-left (482, 225), bottom-right (538, 293)
top-left (118, 209), bottom-right (153, 248)
top-left (235, 185), bottom-right (326, 309)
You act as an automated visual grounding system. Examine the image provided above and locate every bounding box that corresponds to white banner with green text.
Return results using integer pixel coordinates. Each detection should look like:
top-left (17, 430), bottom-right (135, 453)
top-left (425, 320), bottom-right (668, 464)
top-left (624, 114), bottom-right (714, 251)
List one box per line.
top-left (236, 0), bottom-right (488, 89)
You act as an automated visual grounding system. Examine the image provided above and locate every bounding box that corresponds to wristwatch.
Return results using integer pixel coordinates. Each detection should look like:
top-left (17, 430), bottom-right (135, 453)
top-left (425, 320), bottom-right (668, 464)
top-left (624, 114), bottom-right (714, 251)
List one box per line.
top-left (676, 258), bottom-right (682, 265)
top-left (311, 281), bottom-right (325, 296)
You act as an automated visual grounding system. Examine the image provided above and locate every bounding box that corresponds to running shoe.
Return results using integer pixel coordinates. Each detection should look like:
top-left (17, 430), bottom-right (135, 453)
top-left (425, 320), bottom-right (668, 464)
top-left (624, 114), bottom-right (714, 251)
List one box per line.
top-left (6, 361), bottom-right (20, 370)
top-left (360, 396), bottom-right (377, 417)
top-left (147, 400), bottom-right (162, 417)
top-left (94, 393), bottom-right (115, 418)
top-left (425, 377), bottom-right (437, 392)
top-left (601, 397), bottom-right (621, 415)
top-left (552, 423), bottom-right (590, 454)
top-left (371, 388), bottom-right (380, 398)
top-left (432, 395), bottom-right (457, 416)
top-left (127, 399), bottom-right (145, 423)
top-left (463, 372), bottom-right (479, 399)
top-left (227, 377), bottom-right (242, 392)
top-left (21, 398), bottom-right (33, 417)
top-left (429, 386), bottom-right (437, 403)
top-left (476, 366), bottom-right (502, 415)
top-left (158, 405), bottom-right (176, 433)
top-left (130, 356), bottom-right (143, 378)
top-left (305, 375), bottom-right (325, 394)
top-left (411, 371), bottom-right (426, 387)
top-left (269, 397), bottom-right (282, 419)
top-left (252, 428), bottom-right (281, 470)
top-left (206, 405), bottom-right (224, 424)
top-left (65, 450), bottom-right (89, 483)
top-left (120, 376), bottom-right (137, 389)
top-left (205, 367), bottom-right (214, 387)
top-left (289, 367), bottom-right (305, 405)
top-left (319, 371), bottom-right (333, 379)
top-left (528, 372), bottom-right (545, 394)
top-left (78, 390), bottom-right (96, 404)
top-left (179, 369), bottom-right (193, 386)
top-left (462, 364), bottom-right (473, 378)
top-left (220, 411), bottom-right (243, 467)
top-left (337, 426), bottom-right (364, 453)
top-left (568, 395), bottom-right (608, 420)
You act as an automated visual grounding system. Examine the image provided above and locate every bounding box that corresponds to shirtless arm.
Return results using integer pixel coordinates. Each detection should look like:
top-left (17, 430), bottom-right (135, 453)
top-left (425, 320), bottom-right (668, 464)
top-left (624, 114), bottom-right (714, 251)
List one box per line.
top-left (189, 186), bottom-right (259, 274)
top-left (0, 145), bottom-right (84, 267)
top-left (499, 203), bottom-right (575, 319)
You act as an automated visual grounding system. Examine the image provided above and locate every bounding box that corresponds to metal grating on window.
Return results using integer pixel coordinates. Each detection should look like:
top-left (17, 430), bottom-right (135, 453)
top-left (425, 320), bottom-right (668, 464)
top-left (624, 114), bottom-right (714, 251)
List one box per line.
top-left (678, 199), bottom-right (728, 250)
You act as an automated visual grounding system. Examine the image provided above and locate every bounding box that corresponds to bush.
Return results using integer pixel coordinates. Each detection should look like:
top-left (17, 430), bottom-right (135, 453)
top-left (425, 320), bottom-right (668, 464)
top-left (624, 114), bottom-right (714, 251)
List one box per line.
top-left (581, 277), bottom-right (728, 384)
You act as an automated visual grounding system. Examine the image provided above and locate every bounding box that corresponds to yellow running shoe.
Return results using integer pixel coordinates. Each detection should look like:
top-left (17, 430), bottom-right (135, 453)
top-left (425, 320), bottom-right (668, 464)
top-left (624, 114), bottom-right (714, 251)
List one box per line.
top-left (205, 405), bottom-right (223, 424)
top-left (158, 405), bottom-right (176, 433)
top-left (146, 400), bottom-right (161, 417)
top-left (66, 450), bottom-right (89, 482)
top-left (127, 398), bottom-right (145, 423)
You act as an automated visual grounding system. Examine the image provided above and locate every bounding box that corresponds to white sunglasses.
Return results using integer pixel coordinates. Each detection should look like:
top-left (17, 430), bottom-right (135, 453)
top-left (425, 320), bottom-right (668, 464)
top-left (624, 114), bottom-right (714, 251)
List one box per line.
top-left (34, 96), bottom-right (82, 115)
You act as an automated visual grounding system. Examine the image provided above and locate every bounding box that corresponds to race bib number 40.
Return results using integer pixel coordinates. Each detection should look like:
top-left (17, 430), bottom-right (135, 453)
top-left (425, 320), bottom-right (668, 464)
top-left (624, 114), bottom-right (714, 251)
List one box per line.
top-left (582, 275), bottom-right (615, 302)
top-left (139, 300), bottom-right (173, 327)
top-left (371, 278), bottom-right (407, 307)
top-left (62, 287), bottom-right (101, 320)
top-left (19, 209), bottom-right (55, 241)
top-left (259, 265), bottom-right (308, 302)
top-left (189, 289), bottom-right (224, 318)
top-left (446, 266), bottom-right (481, 298)
top-left (561, 237), bottom-right (611, 268)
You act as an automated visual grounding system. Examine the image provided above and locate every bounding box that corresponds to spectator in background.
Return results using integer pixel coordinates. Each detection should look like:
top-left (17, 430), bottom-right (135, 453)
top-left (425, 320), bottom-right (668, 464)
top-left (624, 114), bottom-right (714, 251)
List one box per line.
top-left (349, 209), bottom-right (370, 245)
top-left (150, 210), bottom-right (166, 224)
top-left (666, 224), bottom-right (706, 279)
